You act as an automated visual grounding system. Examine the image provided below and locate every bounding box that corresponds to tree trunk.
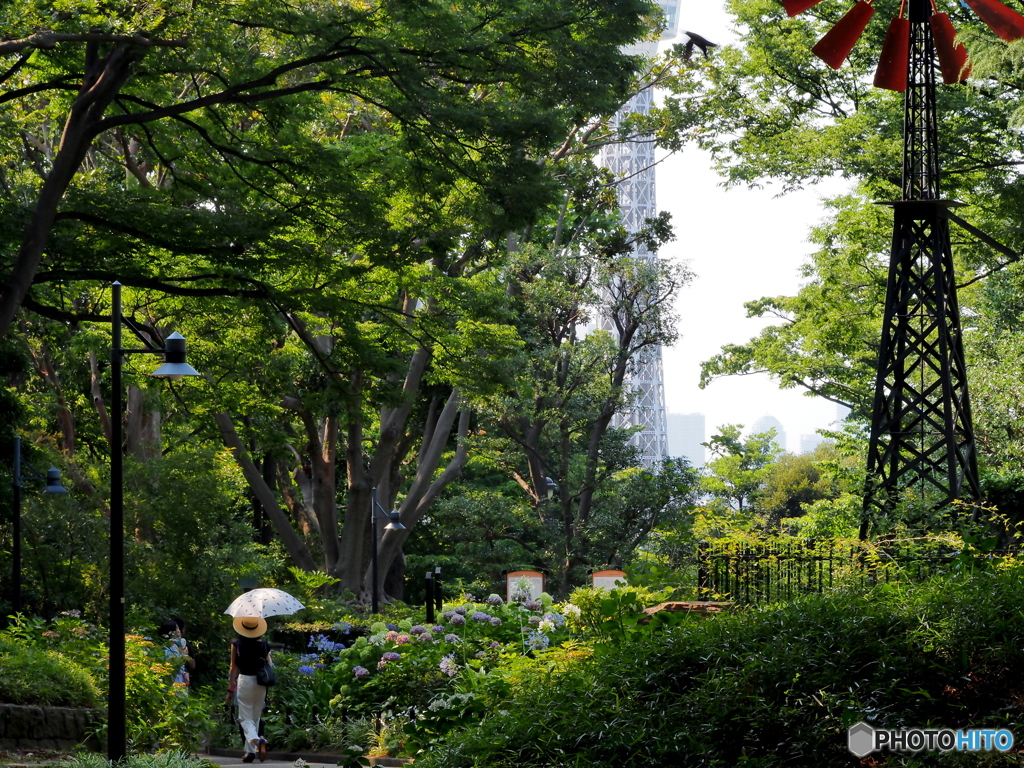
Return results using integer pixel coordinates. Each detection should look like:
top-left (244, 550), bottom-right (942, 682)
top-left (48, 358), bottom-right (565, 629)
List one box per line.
top-left (212, 409), bottom-right (317, 571)
top-left (365, 402), bottom-right (471, 600)
top-left (0, 43), bottom-right (144, 339)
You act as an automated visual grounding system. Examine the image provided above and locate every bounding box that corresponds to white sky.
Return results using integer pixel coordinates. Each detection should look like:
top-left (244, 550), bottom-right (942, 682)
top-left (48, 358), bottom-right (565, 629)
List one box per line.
top-left (656, 3), bottom-right (850, 448)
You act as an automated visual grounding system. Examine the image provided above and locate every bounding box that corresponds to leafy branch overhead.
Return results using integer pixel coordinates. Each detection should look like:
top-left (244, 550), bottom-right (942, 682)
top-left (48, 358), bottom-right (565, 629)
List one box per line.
top-left (0, 0), bottom-right (657, 338)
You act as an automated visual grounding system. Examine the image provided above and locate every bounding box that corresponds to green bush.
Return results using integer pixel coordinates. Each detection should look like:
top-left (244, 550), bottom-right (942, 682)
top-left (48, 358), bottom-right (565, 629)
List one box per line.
top-left (0, 643), bottom-right (99, 707)
top-left (416, 566), bottom-right (1024, 767)
top-left (0, 613), bottom-right (217, 752)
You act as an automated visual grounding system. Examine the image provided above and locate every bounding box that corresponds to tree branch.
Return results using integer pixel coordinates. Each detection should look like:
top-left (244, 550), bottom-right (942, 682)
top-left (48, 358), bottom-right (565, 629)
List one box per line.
top-left (0, 32), bottom-right (187, 55)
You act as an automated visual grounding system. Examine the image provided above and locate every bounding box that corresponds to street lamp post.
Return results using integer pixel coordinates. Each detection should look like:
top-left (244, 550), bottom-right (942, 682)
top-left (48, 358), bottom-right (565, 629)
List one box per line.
top-left (10, 436), bottom-right (67, 614)
top-left (108, 281), bottom-right (200, 761)
top-left (370, 487), bottom-right (406, 614)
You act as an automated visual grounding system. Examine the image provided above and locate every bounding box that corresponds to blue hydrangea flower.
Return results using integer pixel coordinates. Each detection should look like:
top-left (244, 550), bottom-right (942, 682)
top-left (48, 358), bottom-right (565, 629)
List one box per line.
top-left (410, 625), bottom-right (427, 635)
top-left (471, 612), bottom-right (491, 623)
top-left (431, 625), bottom-right (445, 634)
top-left (453, 606), bottom-right (467, 615)
top-left (444, 634), bottom-right (461, 644)
top-left (542, 612), bottom-right (565, 627)
top-left (352, 666), bottom-right (370, 678)
top-left (486, 594), bottom-right (504, 606)
top-left (449, 613), bottom-right (466, 626)
top-left (524, 600), bottom-right (542, 611)
top-left (298, 665), bottom-right (316, 676)
top-left (489, 616), bottom-right (502, 626)
top-left (309, 634), bottom-right (345, 653)
top-left (526, 631), bottom-right (550, 651)
top-left (386, 623), bottom-right (399, 631)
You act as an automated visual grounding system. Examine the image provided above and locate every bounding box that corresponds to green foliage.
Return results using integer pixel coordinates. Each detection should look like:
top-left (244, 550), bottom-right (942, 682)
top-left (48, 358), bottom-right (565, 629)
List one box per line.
top-left (55, 752), bottom-right (210, 768)
top-left (415, 565), bottom-right (1024, 767)
top-left (0, 612), bottom-right (218, 752)
top-left (0, 642), bottom-right (98, 707)
top-left (222, 595), bottom-right (582, 756)
top-left (700, 425), bottom-right (783, 519)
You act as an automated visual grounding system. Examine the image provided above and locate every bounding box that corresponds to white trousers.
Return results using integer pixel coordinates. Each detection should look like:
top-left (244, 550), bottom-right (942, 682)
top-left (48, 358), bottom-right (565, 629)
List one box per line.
top-left (236, 674), bottom-right (267, 753)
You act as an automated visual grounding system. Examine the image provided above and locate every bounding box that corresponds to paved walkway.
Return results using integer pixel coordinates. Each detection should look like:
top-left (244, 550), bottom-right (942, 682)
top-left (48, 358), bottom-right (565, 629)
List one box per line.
top-left (204, 752), bottom-right (337, 768)
top-left (203, 749), bottom-right (410, 767)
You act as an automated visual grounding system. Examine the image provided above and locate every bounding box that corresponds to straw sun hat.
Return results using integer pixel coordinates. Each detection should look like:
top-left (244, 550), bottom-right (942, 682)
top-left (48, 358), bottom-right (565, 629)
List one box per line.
top-left (232, 616), bottom-right (268, 638)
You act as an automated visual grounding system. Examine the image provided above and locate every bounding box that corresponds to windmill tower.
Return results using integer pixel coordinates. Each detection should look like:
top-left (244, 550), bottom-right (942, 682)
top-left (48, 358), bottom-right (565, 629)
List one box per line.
top-left (783, 0), bottom-right (1024, 532)
top-left (596, 0), bottom-right (679, 466)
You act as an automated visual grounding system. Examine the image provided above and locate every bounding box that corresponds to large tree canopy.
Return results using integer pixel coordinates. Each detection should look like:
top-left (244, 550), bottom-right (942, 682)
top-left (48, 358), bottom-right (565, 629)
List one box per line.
top-left (0, 0), bottom-right (658, 337)
top-left (3, 0), bottom-right (709, 609)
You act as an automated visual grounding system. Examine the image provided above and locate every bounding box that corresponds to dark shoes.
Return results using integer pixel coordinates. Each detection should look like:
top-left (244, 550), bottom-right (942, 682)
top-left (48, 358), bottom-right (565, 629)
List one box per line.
top-left (258, 738), bottom-right (269, 762)
top-left (242, 755), bottom-right (255, 764)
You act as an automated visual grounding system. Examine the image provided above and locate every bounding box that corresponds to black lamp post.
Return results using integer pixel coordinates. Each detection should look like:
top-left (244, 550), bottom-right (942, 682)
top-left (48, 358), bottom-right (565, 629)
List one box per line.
top-left (10, 436), bottom-right (67, 614)
top-left (108, 281), bottom-right (200, 761)
top-left (370, 486), bottom-right (405, 614)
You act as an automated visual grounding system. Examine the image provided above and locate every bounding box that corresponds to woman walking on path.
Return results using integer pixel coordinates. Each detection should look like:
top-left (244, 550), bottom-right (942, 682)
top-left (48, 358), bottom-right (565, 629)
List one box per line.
top-left (227, 616), bottom-right (272, 763)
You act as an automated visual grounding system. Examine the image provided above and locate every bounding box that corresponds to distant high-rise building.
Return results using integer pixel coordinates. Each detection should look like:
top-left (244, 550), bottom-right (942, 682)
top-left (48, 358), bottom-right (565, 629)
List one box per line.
top-left (750, 415), bottom-right (787, 452)
top-left (666, 412), bottom-right (705, 467)
top-left (800, 434), bottom-right (825, 454)
top-left (596, 2), bottom-right (679, 467)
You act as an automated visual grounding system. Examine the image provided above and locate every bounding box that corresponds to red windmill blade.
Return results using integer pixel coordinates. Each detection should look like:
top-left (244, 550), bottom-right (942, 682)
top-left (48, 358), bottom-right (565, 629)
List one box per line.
top-left (784, 0), bottom-right (828, 15)
top-left (931, 12), bottom-right (970, 84)
top-left (812, 1), bottom-right (876, 68)
top-left (963, 0), bottom-right (1024, 41)
top-left (874, 16), bottom-right (910, 90)
top-left (785, 0), bottom-right (1024, 89)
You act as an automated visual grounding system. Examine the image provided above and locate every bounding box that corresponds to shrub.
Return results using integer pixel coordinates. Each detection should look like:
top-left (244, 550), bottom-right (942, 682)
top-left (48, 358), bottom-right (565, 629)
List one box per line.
top-left (415, 567), bottom-right (1024, 767)
top-left (0, 643), bottom-right (98, 707)
top-left (1, 612), bottom-right (217, 752)
top-left (237, 593), bottom-right (580, 756)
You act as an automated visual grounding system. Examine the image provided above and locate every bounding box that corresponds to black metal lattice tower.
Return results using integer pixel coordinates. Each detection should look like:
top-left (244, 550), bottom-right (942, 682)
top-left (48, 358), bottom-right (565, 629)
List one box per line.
top-left (861, 0), bottom-right (981, 536)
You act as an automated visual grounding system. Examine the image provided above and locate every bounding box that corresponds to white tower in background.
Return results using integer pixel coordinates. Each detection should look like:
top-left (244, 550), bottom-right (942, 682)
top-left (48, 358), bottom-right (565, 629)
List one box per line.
top-left (596, 2), bottom-right (678, 466)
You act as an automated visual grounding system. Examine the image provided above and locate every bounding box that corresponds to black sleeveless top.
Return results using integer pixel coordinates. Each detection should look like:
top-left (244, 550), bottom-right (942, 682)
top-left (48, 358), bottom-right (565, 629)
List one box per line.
top-left (233, 636), bottom-right (269, 676)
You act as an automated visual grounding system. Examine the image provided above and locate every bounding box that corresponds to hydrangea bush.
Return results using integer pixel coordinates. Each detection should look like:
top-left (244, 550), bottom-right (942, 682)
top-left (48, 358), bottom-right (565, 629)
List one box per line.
top-left (259, 593), bottom-right (580, 754)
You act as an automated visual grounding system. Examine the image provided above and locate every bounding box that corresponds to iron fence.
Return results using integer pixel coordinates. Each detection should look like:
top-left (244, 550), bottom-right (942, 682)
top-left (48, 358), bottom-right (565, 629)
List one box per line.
top-left (695, 539), bottom-right (1016, 604)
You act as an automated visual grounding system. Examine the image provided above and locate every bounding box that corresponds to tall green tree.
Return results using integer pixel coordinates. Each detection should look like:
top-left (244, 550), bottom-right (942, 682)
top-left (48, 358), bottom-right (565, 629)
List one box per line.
top-left (700, 425), bottom-right (782, 518)
top-left (0, 0), bottom-right (659, 339)
top-left (4, 0), bottom-right (694, 609)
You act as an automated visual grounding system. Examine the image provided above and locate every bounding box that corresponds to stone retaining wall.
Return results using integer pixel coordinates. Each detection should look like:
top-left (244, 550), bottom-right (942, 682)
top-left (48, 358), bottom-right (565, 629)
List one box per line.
top-left (0, 704), bottom-right (100, 751)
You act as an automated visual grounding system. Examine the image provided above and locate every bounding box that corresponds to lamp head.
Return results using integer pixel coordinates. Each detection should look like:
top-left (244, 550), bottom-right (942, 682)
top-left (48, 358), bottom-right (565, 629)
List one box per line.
top-left (151, 332), bottom-right (201, 381)
top-left (44, 467), bottom-right (68, 494)
top-left (384, 510), bottom-right (406, 531)
top-left (545, 476), bottom-right (558, 500)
